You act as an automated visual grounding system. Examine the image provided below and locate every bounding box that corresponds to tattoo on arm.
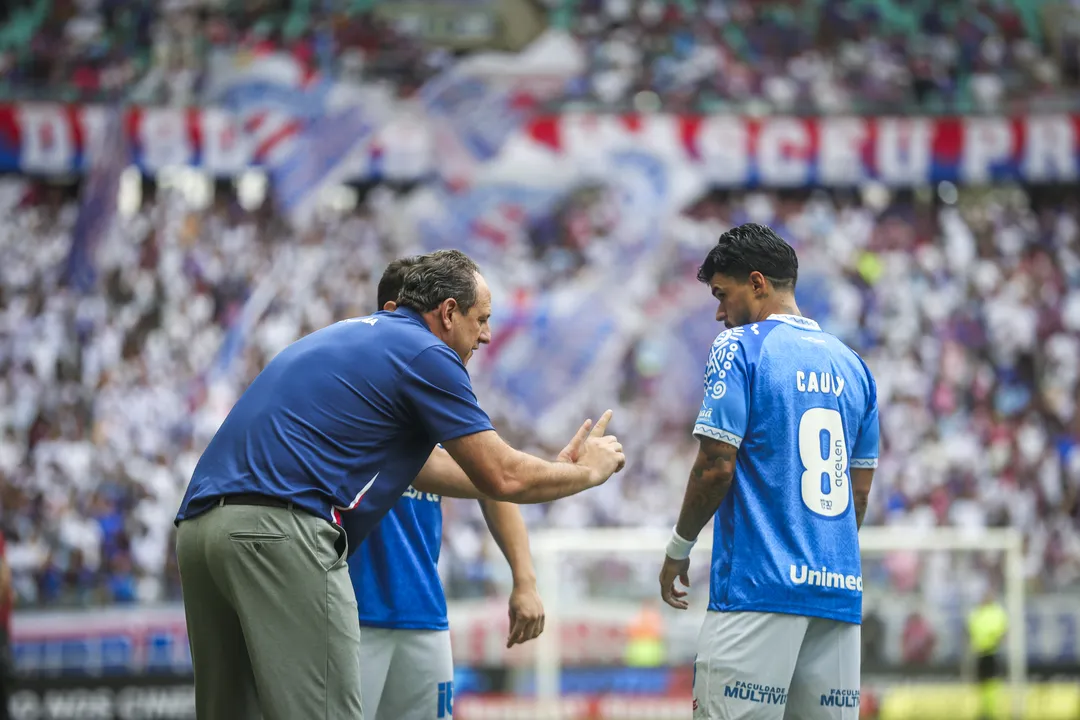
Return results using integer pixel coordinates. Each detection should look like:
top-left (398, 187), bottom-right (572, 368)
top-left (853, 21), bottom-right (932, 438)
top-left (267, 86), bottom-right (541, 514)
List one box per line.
top-left (854, 489), bottom-right (869, 529)
top-left (851, 469), bottom-right (874, 530)
top-left (675, 438), bottom-right (738, 541)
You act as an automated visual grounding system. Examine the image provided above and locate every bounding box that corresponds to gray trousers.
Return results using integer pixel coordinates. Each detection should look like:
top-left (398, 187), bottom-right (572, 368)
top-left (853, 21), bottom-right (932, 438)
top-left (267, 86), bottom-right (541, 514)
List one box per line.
top-left (176, 501), bottom-right (364, 720)
top-left (360, 627), bottom-right (454, 720)
top-left (693, 611), bottom-right (861, 720)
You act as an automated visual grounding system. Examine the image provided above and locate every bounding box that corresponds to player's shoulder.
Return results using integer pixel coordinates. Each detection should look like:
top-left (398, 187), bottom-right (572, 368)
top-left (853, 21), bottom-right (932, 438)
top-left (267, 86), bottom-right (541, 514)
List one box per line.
top-left (807, 329), bottom-right (878, 395)
top-left (705, 325), bottom-right (751, 375)
top-left (707, 319), bottom-right (786, 362)
top-left (707, 323), bottom-right (768, 354)
top-left (818, 331), bottom-right (876, 382)
top-left (758, 317), bottom-right (873, 372)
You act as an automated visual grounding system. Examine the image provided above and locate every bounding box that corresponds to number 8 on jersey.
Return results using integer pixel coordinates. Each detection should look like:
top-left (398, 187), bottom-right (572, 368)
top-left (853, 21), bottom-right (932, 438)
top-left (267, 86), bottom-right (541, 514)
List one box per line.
top-left (798, 408), bottom-right (849, 518)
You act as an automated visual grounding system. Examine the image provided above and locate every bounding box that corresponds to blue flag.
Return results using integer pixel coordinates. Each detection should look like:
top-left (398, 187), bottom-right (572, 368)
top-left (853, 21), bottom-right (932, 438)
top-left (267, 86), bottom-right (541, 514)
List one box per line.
top-left (271, 106), bottom-right (376, 225)
top-left (64, 108), bottom-right (129, 293)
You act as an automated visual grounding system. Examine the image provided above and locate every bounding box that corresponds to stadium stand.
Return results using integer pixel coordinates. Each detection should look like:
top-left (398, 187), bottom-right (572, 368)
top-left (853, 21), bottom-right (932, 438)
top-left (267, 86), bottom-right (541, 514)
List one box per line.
top-left (1, 177), bottom-right (1077, 607)
top-left (555, 0), bottom-right (1080, 112)
top-left (1, 0), bottom-right (1080, 717)
top-left (2, 0), bottom-right (1078, 110)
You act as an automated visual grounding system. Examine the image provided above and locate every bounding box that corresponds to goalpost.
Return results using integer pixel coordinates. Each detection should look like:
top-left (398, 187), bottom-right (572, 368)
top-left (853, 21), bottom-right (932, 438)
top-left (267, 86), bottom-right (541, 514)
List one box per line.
top-left (530, 526), bottom-right (1026, 718)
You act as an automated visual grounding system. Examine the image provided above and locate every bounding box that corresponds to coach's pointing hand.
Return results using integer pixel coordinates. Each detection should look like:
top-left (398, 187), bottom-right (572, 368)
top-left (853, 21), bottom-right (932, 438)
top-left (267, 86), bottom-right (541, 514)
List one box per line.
top-left (557, 418), bottom-right (593, 464)
top-left (574, 410), bottom-right (626, 486)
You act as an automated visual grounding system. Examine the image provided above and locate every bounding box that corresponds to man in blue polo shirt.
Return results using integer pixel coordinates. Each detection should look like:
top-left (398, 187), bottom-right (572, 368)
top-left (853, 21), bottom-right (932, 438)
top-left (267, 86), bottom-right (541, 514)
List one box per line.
top-left (352, 257), bottom-right (600, 720)
top-left (174, 249), bottom-right (626, 720)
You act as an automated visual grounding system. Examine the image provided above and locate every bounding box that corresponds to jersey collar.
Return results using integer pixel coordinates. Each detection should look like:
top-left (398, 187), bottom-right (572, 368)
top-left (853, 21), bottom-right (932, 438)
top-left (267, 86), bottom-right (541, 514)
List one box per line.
top-left (768, 314), bottom-right (821, 331)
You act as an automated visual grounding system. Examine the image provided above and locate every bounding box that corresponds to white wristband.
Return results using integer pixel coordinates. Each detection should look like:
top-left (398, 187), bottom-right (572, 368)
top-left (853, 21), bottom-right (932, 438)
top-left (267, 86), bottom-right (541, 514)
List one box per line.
top-left (665, 526), bottom-right (696, 560)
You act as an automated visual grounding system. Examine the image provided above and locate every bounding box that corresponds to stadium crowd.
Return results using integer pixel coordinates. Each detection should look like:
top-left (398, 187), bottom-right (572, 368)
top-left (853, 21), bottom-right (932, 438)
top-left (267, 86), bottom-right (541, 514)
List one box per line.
top-left (0, 172), bottom-right (1078, 610)
top-left (560, 0), bottom-right (1080, 112)
top-left (2, 0), bottom-right (1079, 112)
top-left (0, 0), bottom-right (1078, 618)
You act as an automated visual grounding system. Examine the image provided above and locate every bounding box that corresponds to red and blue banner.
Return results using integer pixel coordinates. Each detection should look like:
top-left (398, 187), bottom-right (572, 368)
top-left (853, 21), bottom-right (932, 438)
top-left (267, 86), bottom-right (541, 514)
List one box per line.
top-left (1, 104), bottom-right (1080, 186)
top-left (525, 113), bottom-right (1080, 187)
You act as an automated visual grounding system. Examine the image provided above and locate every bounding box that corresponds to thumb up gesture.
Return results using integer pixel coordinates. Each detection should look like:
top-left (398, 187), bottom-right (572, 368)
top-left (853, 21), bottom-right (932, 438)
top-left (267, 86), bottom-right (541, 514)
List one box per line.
top-left (556, 410), bottom-right (625, 487)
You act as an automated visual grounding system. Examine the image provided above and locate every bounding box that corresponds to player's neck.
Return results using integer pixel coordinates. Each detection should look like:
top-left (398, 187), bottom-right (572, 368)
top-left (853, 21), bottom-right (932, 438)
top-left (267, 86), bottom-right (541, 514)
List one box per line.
top-left (754, 296), bottom-right (801, 323)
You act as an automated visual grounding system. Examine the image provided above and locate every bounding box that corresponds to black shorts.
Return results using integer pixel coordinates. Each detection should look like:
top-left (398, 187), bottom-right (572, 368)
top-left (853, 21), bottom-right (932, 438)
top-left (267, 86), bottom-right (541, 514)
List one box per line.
top-left (976, 653), bottom-right (1001, 682)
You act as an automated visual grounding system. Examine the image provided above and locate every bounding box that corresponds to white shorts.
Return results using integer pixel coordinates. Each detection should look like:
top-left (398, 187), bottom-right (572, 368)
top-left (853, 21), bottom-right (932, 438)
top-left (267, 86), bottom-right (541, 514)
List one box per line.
top-left (693, 611), bottom-right (861, 720)
top-left (360, 627), bottom-right (455, 720)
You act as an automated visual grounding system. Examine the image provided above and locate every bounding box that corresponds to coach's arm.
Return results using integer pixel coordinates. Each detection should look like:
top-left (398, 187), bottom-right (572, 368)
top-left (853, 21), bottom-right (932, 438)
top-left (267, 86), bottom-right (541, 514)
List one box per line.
top-left (413, 414), bottom-right (609, 500)
top-left (436, 413), bottom-right (622, 504)
top-left (412, 447), bottom-right (492, 499)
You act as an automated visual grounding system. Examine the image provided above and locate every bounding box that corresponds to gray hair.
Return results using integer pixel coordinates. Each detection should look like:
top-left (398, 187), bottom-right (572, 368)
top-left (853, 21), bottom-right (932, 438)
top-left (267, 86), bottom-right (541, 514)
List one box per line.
top-left (396, 249), bottom-right (481, 315)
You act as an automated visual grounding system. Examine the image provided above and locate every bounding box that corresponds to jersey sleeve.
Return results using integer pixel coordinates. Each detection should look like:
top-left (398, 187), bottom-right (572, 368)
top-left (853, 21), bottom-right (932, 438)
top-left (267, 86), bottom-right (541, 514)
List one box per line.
top-left (693, 330), bottom-right (751, 449)
top-left (851, 370), bottom-right (879, 469)
top-left (400, 345), bottom-right (495, 443)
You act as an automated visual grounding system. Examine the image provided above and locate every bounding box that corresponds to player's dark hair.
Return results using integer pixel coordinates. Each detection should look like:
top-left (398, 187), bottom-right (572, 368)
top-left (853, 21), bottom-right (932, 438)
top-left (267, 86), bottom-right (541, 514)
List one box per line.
top-left (376, 256), bottom-right (421, 309)
top-left (697, 223), bottom-right (799, 291)
top-left (396, 249), bottom-right (481, 315)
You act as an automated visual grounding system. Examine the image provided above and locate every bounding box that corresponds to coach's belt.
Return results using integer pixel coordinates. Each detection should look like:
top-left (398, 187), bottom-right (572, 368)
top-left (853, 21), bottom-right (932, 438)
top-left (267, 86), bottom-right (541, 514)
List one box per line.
top-left (219, 493), bottom-right (295, 510)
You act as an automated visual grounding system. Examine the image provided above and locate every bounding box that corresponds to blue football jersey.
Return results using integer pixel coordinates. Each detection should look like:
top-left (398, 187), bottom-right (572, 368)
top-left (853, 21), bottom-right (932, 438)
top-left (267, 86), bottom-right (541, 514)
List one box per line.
top-left (350, 486), bottom-right (448, 630)
top-left (693, 314), bottom-right (879, 625)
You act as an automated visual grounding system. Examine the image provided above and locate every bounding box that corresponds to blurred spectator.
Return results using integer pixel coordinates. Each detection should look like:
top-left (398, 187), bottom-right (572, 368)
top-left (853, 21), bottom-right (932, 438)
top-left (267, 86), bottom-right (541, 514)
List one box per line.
top-left (2, 176), bottom-right (1077, 609)
top-left (555, 0), bottom-right (1080, 113)
top-left (0, 0), bottom-right (1079, 614)
top-left (901, 610), bottom-right (937, 664)
top-left (1, 0), bottom-right (1078, 111)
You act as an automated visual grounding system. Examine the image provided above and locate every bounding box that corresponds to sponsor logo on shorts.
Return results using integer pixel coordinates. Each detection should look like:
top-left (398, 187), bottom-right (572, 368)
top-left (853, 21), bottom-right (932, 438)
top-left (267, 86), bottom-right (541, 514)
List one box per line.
top-left (437, 681), bottom-right (454, 718)
top-left (723, 681), bottom-right (787, 705)
top-left (821, 689), bottom-right (860, 707)
top-left (789, 564), bottom-right (863, 592)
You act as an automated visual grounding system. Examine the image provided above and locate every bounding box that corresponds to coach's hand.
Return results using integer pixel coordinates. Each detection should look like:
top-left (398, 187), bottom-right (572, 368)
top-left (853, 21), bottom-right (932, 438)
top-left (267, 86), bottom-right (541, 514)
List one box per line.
top-left (556, 418), bottom-right (593, 463)
top-left (659, 555), bottom-right (691, 610)
top-left (507, 581), bottom-right (545, 648)
top-left (574, 410), bottom-right (626, 486)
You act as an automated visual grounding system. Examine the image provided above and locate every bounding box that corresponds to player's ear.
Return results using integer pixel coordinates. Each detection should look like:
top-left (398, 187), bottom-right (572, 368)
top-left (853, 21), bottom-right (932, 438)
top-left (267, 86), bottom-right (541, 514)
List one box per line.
top-left (382, 301), bottom-right (397, 312)
top-left (748, 270), bottom-right (768, 295)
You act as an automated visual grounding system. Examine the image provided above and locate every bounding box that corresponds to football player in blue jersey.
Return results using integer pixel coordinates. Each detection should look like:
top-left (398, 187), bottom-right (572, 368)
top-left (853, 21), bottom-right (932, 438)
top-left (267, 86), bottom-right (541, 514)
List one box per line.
top-left (351, 257), bottom-right (604, 720)
top-left (657, 224), bottom-right (879, 720)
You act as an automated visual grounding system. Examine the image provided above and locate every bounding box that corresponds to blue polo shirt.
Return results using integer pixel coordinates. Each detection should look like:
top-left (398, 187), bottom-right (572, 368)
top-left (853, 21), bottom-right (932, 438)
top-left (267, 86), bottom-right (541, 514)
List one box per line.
top-left (175, 307), bottom-right (493, 548)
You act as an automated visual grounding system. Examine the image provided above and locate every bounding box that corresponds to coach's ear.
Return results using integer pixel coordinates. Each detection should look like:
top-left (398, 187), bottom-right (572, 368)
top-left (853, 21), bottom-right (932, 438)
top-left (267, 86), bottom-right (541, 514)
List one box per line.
top-left (438, 298), bottom-right (459, 329)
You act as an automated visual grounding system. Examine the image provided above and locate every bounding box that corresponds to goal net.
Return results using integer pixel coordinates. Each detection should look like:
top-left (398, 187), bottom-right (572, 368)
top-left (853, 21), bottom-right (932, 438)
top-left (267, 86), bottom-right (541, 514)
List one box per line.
top-left (483, 526), bottom-right (1027, 720)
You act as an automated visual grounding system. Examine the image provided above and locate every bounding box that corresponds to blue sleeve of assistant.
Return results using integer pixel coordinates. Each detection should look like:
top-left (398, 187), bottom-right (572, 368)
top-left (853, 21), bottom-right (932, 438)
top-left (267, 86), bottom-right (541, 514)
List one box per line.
top-left (851, 371), bottom-right (880, 468)
top-left (693, 330), bottom-right (750, 448)
top-left (401, 345), bottom-right (494, 443)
